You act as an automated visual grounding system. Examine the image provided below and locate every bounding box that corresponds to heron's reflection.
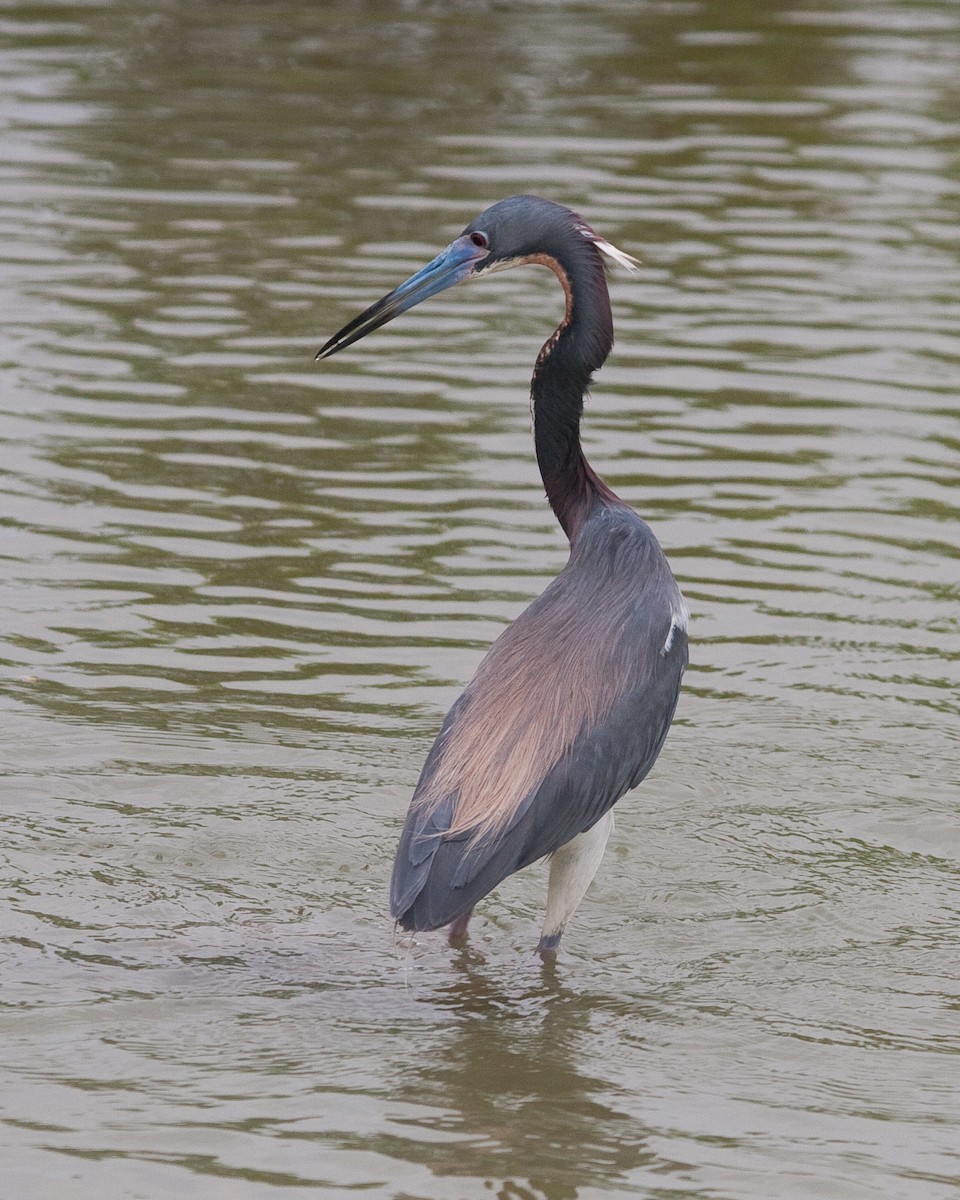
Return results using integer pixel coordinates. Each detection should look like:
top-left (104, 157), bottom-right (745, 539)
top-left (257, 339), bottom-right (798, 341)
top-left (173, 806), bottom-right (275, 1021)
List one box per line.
top-left (388, 945), bottom-right (662, 1200)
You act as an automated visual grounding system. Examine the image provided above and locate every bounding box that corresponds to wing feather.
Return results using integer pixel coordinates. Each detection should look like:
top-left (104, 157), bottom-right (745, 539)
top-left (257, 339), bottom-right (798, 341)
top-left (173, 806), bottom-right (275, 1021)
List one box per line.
top-left (390, 627), bottom-right (686, 931)
top-left (389, 506), bottom-right (688, 932)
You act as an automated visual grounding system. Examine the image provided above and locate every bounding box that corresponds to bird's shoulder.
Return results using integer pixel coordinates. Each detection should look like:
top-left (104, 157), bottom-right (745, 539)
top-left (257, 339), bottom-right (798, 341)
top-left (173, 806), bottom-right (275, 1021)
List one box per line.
top-left (505, 500), bottom-right (685, 657)
top-left (568, 500), bottom-right (672, 576)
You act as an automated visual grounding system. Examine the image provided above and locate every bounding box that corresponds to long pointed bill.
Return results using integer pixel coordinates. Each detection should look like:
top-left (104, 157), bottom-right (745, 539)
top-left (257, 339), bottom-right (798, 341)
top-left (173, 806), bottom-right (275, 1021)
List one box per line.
top-left (316, 234), bottom-right (489, 360)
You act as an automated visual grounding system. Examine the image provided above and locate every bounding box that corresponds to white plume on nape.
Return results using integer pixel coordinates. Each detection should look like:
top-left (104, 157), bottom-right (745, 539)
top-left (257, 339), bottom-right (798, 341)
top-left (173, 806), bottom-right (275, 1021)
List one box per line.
top-left (576, 223), bottom-right (642, 273)
top-left (592, 235), bottom-right (642, 273)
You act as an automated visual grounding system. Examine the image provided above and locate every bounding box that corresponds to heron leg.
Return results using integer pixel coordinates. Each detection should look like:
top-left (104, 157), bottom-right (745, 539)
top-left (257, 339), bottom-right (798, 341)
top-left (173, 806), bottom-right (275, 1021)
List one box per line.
top-left (447, 907), bottom-right (473, 946)
top-left (537, 809), bottom-right (614, 959)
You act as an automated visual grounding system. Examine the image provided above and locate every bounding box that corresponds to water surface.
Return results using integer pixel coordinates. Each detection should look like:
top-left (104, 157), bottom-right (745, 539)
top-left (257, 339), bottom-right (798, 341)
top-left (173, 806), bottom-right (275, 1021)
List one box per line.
top-left (2, 3), bottom-right (958, 1198)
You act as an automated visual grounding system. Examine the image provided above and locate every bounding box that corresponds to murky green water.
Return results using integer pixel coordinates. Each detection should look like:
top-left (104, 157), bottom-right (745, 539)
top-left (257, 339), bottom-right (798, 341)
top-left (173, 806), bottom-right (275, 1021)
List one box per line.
top-left (2, 2), bottom-right (958, 1197)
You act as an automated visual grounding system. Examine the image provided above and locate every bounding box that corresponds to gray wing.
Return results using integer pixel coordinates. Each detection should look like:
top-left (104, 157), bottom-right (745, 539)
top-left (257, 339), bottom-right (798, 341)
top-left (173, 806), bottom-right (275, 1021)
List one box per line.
top-left (390, 620), bottom-right (687, 932)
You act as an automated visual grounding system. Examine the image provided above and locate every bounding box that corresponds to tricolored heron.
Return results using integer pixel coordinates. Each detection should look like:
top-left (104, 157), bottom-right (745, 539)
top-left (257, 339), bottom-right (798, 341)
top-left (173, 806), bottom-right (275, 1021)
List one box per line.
top-left (318, 195), bottom-right (688, 958)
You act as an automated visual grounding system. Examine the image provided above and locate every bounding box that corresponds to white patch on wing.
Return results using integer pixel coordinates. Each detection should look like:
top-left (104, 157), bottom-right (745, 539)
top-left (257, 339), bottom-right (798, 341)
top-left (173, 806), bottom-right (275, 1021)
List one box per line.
top-left (662, 599), bottom-right (690, 655)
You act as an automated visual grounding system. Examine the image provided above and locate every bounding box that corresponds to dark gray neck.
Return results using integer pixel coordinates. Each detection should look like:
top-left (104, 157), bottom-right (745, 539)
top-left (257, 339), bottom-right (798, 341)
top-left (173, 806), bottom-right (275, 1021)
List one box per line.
top-left (531, 244), bottom-right (620, 542)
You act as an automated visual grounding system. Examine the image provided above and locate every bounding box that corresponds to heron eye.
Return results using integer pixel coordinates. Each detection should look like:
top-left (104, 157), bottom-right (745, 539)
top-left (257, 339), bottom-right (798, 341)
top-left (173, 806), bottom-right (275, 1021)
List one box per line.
top-left (470, 231), bottom-right (489, 249)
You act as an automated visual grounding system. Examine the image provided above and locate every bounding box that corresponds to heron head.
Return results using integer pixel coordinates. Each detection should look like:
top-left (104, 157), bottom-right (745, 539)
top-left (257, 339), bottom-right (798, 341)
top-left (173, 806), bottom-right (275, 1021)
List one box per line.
top-left (316, 195), bottom-right (637, 360)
